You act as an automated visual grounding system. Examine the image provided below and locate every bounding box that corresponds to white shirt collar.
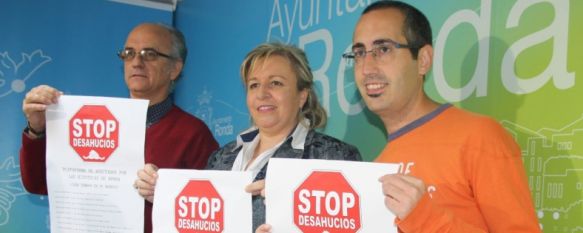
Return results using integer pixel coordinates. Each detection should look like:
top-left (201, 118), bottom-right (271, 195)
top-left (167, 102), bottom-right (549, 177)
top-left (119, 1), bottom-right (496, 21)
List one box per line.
top-left (230, 119), bottom-right (311, 178)
top-left (233, 119), bottom-right (310, 152)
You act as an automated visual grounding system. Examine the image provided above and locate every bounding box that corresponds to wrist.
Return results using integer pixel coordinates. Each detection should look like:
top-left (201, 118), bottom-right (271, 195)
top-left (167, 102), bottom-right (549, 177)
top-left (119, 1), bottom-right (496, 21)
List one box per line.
top-left (26, 121), bottom-right (46, 138)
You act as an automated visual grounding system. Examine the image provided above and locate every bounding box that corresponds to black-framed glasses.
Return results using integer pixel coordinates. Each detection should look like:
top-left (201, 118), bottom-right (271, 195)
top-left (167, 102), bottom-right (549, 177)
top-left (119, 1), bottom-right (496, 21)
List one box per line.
top-left (342, 39), bottom-right (413, 64)
top-left (117, 48), bottom-right (175, 61)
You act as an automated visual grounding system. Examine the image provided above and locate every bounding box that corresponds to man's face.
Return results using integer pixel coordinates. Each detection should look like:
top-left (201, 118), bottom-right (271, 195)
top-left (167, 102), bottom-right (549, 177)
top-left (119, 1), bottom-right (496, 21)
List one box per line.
top-left (352, 8), bottom-right (425, 117)
top-left (123, 24), bottom-right (182, 102)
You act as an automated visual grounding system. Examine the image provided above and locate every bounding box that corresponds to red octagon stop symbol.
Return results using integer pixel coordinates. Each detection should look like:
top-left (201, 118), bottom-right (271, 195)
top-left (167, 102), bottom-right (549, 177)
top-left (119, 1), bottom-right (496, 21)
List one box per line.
top-left (294, 171), bottom-right (361, 233)
top-left (69, 105), bottom-right (119, 162)
top-left (175, 180), bottom-right (224, 233)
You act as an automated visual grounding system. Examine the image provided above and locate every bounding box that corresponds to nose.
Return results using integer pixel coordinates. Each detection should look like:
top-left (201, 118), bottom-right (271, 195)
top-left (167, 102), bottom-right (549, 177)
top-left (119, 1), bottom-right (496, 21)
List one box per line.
top-left (256, 84), bottom-right (271, 99)
top-left (360, 52), bottom-right (378, 76)
top-left (128, 54), bottom-right (145, 68)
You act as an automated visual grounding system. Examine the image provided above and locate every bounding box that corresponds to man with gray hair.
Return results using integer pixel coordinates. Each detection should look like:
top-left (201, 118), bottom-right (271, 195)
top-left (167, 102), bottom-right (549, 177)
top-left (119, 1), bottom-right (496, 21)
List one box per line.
top-left (19, 23), bottom-right (219, 233)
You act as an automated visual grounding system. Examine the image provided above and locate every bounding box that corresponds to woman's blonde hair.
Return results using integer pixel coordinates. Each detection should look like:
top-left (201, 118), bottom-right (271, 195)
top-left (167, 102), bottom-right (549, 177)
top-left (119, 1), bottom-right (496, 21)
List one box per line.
top-left (240, 42), bottom-right (327, 129)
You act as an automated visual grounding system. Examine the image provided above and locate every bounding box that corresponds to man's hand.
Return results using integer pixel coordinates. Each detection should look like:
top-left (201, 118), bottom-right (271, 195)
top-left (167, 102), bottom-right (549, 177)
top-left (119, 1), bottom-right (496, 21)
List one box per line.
top-left (378, 174), bottom-right (426, 219)
top-left (134, 163), bottom-right (159, 203)
top-left (22, 85), bottom-right (61, 137)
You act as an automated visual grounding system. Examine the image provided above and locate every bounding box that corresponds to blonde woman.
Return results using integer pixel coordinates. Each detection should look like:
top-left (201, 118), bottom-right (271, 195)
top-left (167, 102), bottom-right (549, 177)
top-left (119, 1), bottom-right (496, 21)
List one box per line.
top-left (135, 42), bottom-right (361, 232)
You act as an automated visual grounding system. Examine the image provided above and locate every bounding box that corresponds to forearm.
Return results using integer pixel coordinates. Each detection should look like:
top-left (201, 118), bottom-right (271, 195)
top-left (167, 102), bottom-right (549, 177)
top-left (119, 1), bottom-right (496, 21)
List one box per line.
top-left (19, 132), bottom-right (48, 195)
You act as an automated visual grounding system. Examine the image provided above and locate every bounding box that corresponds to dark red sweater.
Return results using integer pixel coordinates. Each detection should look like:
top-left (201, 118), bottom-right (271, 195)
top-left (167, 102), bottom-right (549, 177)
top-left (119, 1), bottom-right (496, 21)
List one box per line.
top-left (19, 105), bottom-right (219, 233)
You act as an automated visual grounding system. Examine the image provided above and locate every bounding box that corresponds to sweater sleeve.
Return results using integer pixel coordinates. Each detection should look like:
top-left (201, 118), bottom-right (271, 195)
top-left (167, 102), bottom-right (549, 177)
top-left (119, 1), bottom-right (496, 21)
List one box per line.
top-left (182, 121), bottom-right (219, 169)
top-left (19, 132), bottom-right (48, 195)
top-left (469, 120), bottom-right (541, 233)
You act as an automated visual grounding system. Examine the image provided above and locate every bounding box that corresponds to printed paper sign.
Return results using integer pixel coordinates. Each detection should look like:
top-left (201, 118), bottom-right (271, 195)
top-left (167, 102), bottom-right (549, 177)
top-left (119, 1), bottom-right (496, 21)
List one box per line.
top-left (153, 169), bottom-right (253, 233)
top-left (46, 95), bottom-right (148, 233)
top-left (265, 158), bottom-right (399, 233)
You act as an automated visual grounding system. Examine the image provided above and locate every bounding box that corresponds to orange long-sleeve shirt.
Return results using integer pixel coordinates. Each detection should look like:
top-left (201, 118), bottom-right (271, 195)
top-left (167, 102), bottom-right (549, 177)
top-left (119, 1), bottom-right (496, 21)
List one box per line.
top-left (375, 105), bottom-right (541, 233)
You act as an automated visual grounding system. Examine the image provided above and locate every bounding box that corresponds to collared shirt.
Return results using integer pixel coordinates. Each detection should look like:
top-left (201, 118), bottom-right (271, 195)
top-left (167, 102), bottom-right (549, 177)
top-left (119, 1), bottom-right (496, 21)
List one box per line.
top-left (231, 119), bottom-right (310, 178)
top-left (146, 97), bottom-right (173, 128)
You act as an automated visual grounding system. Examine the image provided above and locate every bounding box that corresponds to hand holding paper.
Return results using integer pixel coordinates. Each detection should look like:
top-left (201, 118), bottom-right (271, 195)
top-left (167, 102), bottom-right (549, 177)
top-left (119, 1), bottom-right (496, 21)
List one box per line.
top-left (245, 179), bottom-right (265, 196)
top-left (379, 174), bottom-right (427, 219)
top-left (135, 163), bottom-right (159, 203)
top-left (22, 85), bottom-right (62, 135)
top-left (255, 224), bottom-right (271, 233)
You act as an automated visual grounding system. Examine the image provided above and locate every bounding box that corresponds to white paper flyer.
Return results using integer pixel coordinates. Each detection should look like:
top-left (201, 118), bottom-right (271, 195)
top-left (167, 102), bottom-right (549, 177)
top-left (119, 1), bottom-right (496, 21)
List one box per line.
top-left (265, 158), bottom-right (400, 233)
top-left (152, 169), bottom-right (253, 233)
top-left (45, 95), bottom-right (148, 233)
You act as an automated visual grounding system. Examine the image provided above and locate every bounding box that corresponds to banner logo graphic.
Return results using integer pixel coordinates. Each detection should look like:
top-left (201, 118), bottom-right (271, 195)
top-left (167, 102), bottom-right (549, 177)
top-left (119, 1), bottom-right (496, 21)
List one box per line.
top-left (175, 180), bottom-right (224, 233)
top-left (69, 105), bottom-right (119, 162)
top-left (294, 171), bottom-right (361, 233)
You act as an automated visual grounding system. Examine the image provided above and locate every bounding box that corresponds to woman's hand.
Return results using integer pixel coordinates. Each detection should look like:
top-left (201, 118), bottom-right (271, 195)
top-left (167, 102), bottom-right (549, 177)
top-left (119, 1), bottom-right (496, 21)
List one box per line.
top-left (134, 163), bottom-right (159, 203)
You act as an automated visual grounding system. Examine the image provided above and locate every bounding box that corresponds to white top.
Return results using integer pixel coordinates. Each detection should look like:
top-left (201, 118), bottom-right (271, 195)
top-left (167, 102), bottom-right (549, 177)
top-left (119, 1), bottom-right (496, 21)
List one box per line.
top-left (230, 119), bottom-right (310, 178)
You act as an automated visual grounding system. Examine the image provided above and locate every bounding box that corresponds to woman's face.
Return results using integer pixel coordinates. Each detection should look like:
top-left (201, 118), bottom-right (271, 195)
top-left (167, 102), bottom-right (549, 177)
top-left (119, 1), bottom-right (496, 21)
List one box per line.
top-left (246, 55), bottom-right (308, 136)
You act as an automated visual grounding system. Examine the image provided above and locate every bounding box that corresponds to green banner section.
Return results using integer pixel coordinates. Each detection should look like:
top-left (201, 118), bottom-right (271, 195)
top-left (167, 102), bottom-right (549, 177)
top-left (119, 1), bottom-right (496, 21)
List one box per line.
top-left (320, 1), bottom-right (582, 231)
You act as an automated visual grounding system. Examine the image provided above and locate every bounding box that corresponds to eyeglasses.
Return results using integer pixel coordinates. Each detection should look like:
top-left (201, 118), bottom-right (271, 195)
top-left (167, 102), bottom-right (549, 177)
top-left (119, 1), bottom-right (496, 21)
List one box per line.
top-left (117, 48), bottom-right (175, 61)
top-left (342, 39), bottom-right (413, 65)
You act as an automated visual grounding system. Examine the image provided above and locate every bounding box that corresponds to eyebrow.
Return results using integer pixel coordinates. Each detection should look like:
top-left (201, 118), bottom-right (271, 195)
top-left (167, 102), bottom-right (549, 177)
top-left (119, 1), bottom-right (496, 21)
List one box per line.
top-left (268, 74), bottom-right (287, 80)
top-left (351, 39), bottom-right (392, 50)
top-left (247, 75), bottom-right (287, 82)
top-left (351, 43), bottom-right (365, 50)
top-left (373, 39), bottom-right (391, 45)
top-left (123, 47), bottom-right (158, 51)
top-left (246, 75), bottom-right (287, 87)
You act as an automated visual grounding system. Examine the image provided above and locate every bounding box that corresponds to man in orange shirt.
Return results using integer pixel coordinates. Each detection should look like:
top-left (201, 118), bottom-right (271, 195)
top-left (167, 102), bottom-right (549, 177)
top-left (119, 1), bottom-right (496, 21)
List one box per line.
top-left (256, 1), bottom-right (541, 232)
top-left (345, 1), bottom-right (540, 232)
